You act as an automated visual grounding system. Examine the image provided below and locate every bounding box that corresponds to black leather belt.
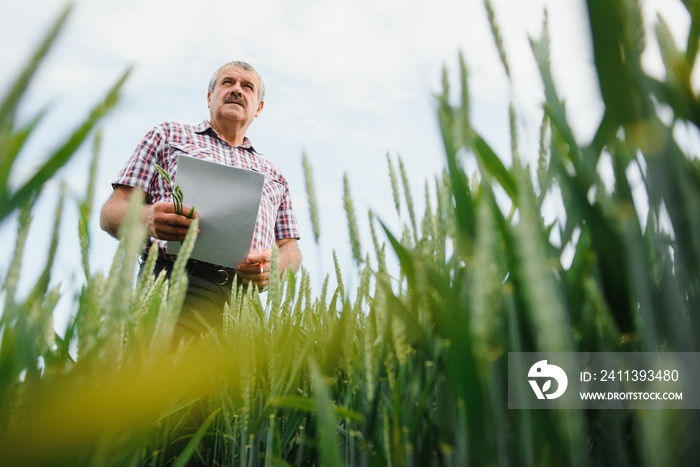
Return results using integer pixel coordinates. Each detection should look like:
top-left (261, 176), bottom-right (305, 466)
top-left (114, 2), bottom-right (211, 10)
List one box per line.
top-left (142, 251), bottom-right (236, 286)
top-left (185, 258), bottom-right (236, 286)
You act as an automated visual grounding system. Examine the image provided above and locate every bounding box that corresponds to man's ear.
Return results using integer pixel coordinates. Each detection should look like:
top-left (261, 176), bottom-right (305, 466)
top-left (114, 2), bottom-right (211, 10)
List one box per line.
top-left (207, 92), bottom-right (211, 109)
top-left (255, 100), bottom-right (265, 117)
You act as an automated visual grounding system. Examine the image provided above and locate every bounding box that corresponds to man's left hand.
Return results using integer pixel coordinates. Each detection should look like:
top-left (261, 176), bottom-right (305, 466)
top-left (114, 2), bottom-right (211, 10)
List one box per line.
top-left (236, 248), bottom-right (272, 289)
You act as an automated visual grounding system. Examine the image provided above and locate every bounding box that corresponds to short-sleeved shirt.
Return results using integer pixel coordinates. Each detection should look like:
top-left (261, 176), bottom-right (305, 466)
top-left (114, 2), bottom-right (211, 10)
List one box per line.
top-left (113, 120), bottom-right (300, 256)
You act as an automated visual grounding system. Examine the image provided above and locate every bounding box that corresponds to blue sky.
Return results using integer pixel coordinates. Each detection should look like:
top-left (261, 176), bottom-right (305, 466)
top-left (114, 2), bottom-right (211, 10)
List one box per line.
top-left (0, 0), bottom-right (691, 331)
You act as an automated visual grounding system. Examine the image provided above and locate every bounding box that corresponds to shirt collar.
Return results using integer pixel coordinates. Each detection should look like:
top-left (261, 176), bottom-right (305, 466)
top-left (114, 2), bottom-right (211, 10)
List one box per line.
top-left (196, 120), bottom-right (256, 151)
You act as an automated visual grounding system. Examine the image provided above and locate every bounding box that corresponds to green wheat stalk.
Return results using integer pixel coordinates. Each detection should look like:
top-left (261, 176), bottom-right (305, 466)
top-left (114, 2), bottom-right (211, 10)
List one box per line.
top-left (363, 306), bottom-right (378, 402)
top-left (98, 190), bottom-right (149, 372)
top-left (483, 0), bottom-right (511, 80)
top-left (27, 183), bottom-right (64, 303)
top-left (149, 218), bottom-right (199, 358)
top-left (75, 272), bottom-right (105, 361)
top-left (458, 51), bottom-right (471, 141)
top-left (79, 130), bottom-right (101, 280)
top-left (343, 173), bottom-right (362, 266)
top-left (294, 266), bottom-right (311, 321)
top-left (319, 273), bottom-right (331, 314)
top-left (3, 197), bottom-right (35, 320)
top-left (302, 152), bottom-right (320, 244)
top-left (154, 164), bottom-right (194, 218)
top-left (368, 210), bottom-right (388, 273)
top-left (537, 111), bottom-right (550, 200)
top-left (333, 249), bottom-right (345, 301)
top-left (421, 180), bottom-right (433, 244)
top-left (398, 157), bottom-right (418, 245)
top-left (509, 102), bottom-right (519, 164)
top-left (433, 175), bottom-right (448, 267)
top-left (512, 153), bottom-right (570, 353)
top-left (470, 186), bottom-right (502, 364)
top-left (268, 243), bottom-right (282, 314)
top-left (387, 153), bottom-right (401, 218)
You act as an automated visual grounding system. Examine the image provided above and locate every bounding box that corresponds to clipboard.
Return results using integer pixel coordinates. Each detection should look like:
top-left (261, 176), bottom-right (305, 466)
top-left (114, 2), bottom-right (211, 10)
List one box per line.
top-left (167, 155), bottom-right (265, 268)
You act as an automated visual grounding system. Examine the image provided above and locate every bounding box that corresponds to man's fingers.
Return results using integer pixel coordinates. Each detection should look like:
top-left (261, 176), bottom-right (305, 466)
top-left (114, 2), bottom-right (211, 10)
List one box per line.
top-left (154, 201), bottom-right (197, 218)
top-left (246, 248), bottom-right (272, 264)
top-left (151, 224), bottom-right (190, 241)
top-left (239, 275), bottom-right (269, 290)
top-left (236, 265), bottom-right (268, 282)
top-left (154, 209), bottom-right (193, 226)
top-left (147, 202), bottom-right (198, 240)
top-left (153, 200), bottom-right (177, 214)
top-left (237, 267), bottom-right (269, 278)
top-left (236, 262), bottom-right (268, 274)
top-left (237, 248), bottom-right (271, 289)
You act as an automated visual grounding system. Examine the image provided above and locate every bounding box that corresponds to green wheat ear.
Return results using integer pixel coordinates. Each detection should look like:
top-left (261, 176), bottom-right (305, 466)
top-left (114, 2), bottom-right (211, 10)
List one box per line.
top-left (154, 164), bottom-right (194, 218)
top-left (302, 151), bottom-right (320, 244)
top-left (483, 0), bottom-right (511, 80)
top-left (343, 173), bottom-right (362, 266)
top-left (398, 156), bottom-right (418, 244)
top-left (154, 164), bottom-right (172, 185)
top-left (387, 152), bottom-right (401, 218)
top-left (79, 131), bottom-right (101, 281)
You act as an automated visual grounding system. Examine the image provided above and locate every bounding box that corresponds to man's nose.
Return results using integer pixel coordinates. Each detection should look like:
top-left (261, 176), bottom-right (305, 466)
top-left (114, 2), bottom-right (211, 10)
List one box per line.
top-left (230, 81), bottom-right (244, 94)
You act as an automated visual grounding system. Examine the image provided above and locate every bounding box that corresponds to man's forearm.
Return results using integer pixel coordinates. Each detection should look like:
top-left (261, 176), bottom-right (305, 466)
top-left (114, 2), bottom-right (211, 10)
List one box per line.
top-left (277, 239), bottom-right (301, 273)
top-left (100, 195), bottom-right (130, 238)
top-left (100, 186), bottom-right (150, 239)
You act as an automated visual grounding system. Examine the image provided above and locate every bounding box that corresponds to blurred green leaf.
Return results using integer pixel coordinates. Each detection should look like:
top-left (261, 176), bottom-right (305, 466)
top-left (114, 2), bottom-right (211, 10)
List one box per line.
top-left (586, 0), bottom-right (653, 127)
top-left (310, 361), bottom-right (343, 467)
top-left (172, 408), bottom-right (221, 467)
top-left (0, 4), bottom-right (72, 131)
top-left (0, 66), bottom-right (131, 221)
top-left (472, 132), bottom-right (517, 201)
top-left (0, 111), bottom-right (45, 197)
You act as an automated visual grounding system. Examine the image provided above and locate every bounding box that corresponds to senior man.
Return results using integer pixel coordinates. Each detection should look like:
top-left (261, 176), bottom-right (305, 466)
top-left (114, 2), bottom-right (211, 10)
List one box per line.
top-left (100, 61), bottom-right (301, 339)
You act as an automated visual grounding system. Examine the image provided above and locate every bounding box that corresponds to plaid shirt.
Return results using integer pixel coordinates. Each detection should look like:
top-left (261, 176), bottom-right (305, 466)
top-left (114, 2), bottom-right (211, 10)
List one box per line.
top-left (113, 120), bottom-right (300, 257)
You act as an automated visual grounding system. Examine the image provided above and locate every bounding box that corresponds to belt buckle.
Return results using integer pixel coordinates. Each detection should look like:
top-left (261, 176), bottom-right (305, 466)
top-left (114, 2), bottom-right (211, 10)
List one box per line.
top-left (214, 269), bottom-right (230, 286)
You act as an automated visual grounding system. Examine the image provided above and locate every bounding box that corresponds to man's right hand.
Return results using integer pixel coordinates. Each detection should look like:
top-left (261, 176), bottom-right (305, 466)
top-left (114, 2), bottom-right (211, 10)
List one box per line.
top-left (100, 185), bottom-right (198, 241)
top-left (145, 201), bottom-right (198, 241)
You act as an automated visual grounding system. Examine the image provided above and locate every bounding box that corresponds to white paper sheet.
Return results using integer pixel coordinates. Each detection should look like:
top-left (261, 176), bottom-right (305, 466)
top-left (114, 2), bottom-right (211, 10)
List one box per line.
top-left (167, 155), bottom-right (265, 269)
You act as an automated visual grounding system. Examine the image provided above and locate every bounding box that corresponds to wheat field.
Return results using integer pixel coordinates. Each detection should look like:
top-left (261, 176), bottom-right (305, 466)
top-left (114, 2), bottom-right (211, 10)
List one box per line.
top-left (2, 1), bottom-right (700, 465)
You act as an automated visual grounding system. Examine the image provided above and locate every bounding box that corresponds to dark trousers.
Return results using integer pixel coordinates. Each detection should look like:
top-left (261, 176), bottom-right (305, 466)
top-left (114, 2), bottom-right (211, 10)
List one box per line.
top-left (140, 255), bottom-right (235, 344)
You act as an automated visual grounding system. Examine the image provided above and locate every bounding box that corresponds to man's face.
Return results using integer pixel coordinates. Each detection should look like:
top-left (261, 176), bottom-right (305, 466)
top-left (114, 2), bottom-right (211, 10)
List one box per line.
top-left (207, 65), bottom-right (264, 129)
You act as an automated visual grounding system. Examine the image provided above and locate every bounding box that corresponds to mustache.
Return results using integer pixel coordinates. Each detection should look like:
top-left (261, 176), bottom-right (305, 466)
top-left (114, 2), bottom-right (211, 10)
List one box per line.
top-left (224, 94), bottom-right (245, 107)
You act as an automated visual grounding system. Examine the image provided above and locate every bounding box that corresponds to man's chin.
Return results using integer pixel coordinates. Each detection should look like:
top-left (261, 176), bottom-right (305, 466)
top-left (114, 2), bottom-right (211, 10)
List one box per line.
top-left (213, 112), bottom-right (249, 125)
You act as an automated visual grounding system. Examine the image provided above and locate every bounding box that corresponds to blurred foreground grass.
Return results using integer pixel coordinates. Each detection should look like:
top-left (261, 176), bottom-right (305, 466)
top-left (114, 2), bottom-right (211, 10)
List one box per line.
top-left (2, 0), bottom-right (700, 465)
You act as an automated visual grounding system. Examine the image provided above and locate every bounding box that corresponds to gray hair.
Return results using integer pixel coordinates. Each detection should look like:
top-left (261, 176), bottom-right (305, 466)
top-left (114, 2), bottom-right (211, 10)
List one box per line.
top-left (208, 61), bottom-right (266, 102)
